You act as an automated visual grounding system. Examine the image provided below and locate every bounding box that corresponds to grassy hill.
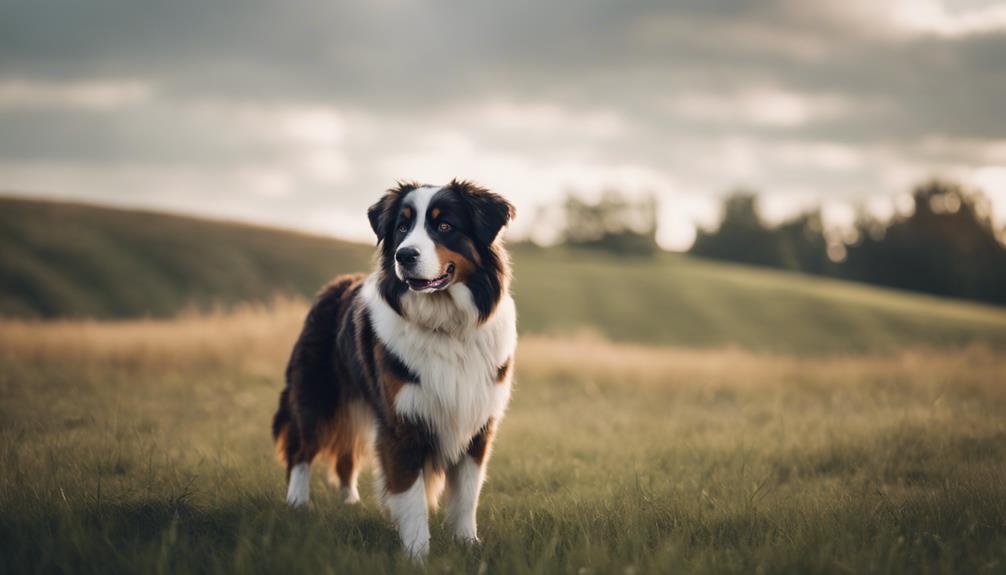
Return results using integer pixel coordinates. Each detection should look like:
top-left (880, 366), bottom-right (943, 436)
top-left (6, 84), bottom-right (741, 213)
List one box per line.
top-left (513, 249), bottom-right (1006, 353)
top-left (0, 197), bottom-right (373, 318)
top-left (4, 196), bottom-right (1006, 354)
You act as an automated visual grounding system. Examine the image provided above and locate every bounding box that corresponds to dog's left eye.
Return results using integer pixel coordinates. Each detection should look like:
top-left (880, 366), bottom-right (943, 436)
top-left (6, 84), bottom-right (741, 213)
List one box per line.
top-left (438, 222), bottom-right (451, 232)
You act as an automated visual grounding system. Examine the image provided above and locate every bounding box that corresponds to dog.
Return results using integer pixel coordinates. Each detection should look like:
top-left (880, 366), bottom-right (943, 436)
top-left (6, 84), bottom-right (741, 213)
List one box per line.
top-left (272, 179), bottom-right (517, 559)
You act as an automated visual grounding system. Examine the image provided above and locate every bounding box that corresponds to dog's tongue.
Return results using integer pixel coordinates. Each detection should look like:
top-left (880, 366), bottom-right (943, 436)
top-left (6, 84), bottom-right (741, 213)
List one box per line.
top-left (408, 277), bottom-right (434, 289)
top-left (407, 274), bottom-right (447, 290)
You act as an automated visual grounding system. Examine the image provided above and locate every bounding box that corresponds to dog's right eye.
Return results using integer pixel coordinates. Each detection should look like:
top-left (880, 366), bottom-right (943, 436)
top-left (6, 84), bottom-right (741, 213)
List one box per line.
top-left (397, 223), bottom-right (408, 233)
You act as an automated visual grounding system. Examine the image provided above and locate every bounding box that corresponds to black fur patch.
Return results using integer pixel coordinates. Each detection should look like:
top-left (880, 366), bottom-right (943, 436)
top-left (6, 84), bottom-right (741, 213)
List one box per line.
top-left (369, 182), bottom-right (419, 316)
top-left (383, 346), bottom-right (420, 384)
top-left (427, 188), bottom-right (482, 264)
top-left (465, 419), bottom-right (494, 465)
top-left (449, 179), bottom-right (515, 246)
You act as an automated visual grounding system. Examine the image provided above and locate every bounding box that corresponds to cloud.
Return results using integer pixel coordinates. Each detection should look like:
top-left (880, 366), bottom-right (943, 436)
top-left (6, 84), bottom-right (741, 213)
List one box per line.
top-left (971, 166), bottom-right (1006, 232)
top-left (0, 78), bottom-right (153, 110)
top-left (1, 0), bottom-right (1005, 251)
top-left (891, 0), bottom-right (1006, 36)
top-left (668, 88), bottom-right (851, 128)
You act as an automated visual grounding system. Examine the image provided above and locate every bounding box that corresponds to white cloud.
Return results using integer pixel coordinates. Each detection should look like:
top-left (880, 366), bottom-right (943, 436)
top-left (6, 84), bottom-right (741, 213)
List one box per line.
top-left (302, 207), bottom-right (374, 243)
top-left (173, 99), bottom-right (356, 185)
top-left (768, 141), bottom-right (867, 171)
top-left (863, 194), bottom-right (898, 222)
top-left (0, 78), bottom-right (153, 110)
top-left (657, 192), bottom-right (721, 251)
top-left (971, 166), bottom-right (1006, 230)
top-left (759, 189), bottom-right (822, 225)
top-left (235, 167), bottom-right (296, 199)
top-left (297, 149), bottom-right (352, 184)
top-left (476, 100), bottom-right (625, 138)
top-left (890, 0), bottom-right (1006, 36)
top-left (788, 0), bottom-right (1006, 38)
top-left (670, 88), bottom-right (850, 128)
top-left (916, 136), bottom-right (1006, 165)
top-left (280, 106), bottom-right (347, 146)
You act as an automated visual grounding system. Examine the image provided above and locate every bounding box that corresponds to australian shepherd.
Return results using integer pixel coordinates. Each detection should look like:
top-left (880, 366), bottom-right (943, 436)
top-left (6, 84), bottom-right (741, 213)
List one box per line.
top-left (271, 180), bottom-right (517, 559)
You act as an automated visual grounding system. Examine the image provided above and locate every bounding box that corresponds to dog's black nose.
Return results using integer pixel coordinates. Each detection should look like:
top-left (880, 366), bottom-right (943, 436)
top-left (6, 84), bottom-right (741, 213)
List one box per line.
top-left (395, 247), bottom-right (420, 266)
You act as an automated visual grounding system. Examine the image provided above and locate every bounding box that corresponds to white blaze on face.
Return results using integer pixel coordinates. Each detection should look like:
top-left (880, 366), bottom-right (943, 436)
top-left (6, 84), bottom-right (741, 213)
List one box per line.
top-left (396, 185), bottom-right (444, 282)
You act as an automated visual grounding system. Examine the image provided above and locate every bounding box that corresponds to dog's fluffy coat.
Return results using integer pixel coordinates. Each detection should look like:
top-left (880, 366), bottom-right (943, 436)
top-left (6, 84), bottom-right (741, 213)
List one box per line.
top-left (272, 180), bottom-right (516, 558)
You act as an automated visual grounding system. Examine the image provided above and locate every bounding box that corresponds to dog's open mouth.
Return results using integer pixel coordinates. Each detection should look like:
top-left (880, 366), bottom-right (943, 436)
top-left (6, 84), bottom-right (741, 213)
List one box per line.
top-left (405, 263), bottom-right (455, 292)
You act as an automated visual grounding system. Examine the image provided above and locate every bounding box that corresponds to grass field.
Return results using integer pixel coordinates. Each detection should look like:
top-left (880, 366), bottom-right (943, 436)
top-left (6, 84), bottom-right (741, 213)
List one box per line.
top-left (2, 303), bottom-right (1004, 574)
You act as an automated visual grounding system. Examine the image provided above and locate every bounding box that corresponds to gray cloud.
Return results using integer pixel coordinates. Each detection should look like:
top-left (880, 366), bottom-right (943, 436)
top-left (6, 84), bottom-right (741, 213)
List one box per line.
top-left (1, 0), bottom-right (1005, 248)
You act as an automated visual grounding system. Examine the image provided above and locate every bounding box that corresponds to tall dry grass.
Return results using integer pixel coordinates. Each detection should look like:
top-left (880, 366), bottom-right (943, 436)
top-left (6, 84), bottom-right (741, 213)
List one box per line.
top-left (3, 300), bottom-right (1002, 391)
top-left (0, 297), bottom-right (307, 376)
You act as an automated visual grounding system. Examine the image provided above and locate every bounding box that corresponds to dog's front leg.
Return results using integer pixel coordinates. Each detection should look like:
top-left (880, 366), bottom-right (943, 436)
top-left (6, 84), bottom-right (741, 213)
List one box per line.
top-left (387, 473), bottom-right (429, 559)
top-left (445, 421), bottom-right (494, 543)
top-left (378, 428), bottom-right (431, 560)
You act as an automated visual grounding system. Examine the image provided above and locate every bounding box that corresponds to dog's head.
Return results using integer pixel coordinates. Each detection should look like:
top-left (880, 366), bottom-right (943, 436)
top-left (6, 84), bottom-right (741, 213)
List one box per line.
top-left (368, 179), bottom-right (515, 324)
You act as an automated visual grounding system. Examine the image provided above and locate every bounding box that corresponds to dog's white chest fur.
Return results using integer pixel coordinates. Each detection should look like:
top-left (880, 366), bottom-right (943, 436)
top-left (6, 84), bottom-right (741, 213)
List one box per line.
top-left (363, 277), bottom-right (517, 463)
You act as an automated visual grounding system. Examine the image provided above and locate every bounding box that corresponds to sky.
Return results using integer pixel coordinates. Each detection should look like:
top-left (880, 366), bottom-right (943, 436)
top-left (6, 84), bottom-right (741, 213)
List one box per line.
top-left (2, 0), bottom-right (1006, 250)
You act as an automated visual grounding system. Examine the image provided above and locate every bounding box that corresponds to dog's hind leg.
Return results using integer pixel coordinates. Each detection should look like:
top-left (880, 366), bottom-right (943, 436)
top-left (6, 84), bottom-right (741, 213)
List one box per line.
top-left (334, 453), bottom-right (360, 504)
top-left (326, 400), bottom-right (374, 504)
top-left (286, 461), bottom-right (312, 507)
top-left (283, 402), bottom-right (329, 508)
top-left (274, 398), bottom-right (314, 508)
top-left (283, 421), bottom-right (318, 508)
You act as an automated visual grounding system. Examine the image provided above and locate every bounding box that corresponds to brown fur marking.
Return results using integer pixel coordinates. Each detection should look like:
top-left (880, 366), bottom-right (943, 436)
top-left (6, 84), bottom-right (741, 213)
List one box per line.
top-left (375, 345), bottom-right (408, 404)
top-left (496, 358), bottom-right (511, 384)
top-left (424, 460), bottom-right (446, 510)
top-left (335, 452), bottom-right (356, 486)
top-left (436, 243), bottom-right (478, 284)
top-left (377, 419), bottom-right (432, 494)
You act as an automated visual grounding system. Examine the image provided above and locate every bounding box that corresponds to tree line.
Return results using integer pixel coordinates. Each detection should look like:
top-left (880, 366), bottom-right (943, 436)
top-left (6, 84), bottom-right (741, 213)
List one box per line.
top-left (553, 181), bottom-right (1006, 306)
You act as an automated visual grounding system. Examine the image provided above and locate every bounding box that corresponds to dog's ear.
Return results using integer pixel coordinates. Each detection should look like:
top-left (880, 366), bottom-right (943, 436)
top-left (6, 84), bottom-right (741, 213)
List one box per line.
top-left (368, 182), bottom-right (416, 242)
top-left (367, 196), bottom-right (392, 242)
top-left (453, 179), bottom-right (516, 245)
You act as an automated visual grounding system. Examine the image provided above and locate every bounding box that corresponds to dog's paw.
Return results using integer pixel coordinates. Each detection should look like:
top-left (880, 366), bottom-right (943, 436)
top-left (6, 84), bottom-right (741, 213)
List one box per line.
top-left (453, 533), bottom-right (481, 547)
top-left (342, 487), bottom-right (361, 505)
top-left (402, 539), bottom-right (429, 564)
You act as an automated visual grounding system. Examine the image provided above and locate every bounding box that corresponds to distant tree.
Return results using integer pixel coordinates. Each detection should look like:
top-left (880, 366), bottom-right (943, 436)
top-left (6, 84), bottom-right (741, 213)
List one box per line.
top-left (690, 192), bottom-right (794, 268)
top-left (775, 211), bottom-right (835, 275)
top-left (689, 180), bottom-right (1006, 305)
top-left (560, 191), bottom-right (659, 255)
top-left (842, 180), bottom-right (1006, 304)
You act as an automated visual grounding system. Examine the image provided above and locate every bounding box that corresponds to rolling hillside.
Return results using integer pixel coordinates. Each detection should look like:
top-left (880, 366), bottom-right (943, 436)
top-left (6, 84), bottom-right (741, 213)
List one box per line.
top-left (4, 196), bottom-right (1006, 354)
top-left (0, 197), bottom-right (373, 318)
